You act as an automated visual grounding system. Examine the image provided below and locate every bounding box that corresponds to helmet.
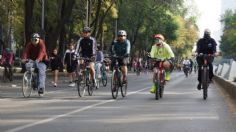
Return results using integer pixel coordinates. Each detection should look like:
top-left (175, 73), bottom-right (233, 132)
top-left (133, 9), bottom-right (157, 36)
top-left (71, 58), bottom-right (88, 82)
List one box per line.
top-left (118, 30), bottom-right (127, 36)
top-left (31, 33), bottom-right (40, 38)
top-left (153, 34), bottom-right (165, 40)
top-left (83, 27), bottom-right (91, 32)
top-left (204, 28), bottom-right (211, 35)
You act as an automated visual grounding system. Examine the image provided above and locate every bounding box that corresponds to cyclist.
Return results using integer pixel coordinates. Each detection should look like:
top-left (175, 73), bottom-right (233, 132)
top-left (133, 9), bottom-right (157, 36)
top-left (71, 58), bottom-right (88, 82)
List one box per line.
top-left (75, 27), bottom-right (97, 85)
top-left (195, 28), bottom-right (217, 90)
top-left (150, 34), bottom-right (175, 93)
top-left (111, 30), bottom-right (131, 83)
top-left (95, 46), bottom-right (104, 79)
top-left (1, 48), bottom-right (14, 79)
top-left (182, 58), bottom-right (190, 76)
top-left (63, 43), bottom-right (77, 87)
top-left (22, 33), bottom-right (48, 95)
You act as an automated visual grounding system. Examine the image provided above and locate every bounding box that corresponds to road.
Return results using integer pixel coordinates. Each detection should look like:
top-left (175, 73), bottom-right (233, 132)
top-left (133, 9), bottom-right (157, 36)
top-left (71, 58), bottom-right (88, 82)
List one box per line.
top-left (0, 71), bottom-right (236, 132)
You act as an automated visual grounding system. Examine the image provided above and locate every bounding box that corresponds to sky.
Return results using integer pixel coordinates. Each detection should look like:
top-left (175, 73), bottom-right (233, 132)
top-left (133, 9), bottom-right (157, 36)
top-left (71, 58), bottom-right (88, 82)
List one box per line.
top-left (194, 0), bottom-right (222, 42)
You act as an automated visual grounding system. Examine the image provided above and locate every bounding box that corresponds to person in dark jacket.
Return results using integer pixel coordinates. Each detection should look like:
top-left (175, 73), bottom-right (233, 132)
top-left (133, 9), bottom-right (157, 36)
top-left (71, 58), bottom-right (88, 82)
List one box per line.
top-left (63, 43), bottom-right (77, 87)
top-left (195, 29), bottom-right (218, 90)
top-left (50, 48), bottom-right (62, 87)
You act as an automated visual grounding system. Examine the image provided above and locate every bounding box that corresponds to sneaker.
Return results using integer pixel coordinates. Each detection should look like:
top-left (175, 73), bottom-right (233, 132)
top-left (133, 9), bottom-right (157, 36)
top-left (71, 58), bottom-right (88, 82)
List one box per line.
top-left (150, 84), bottom-right (156, 94)
top-left (69, 82), bottom-right (75, 87)
top-left (53, 83), bottom-right (57, 87)
top-left (38, 88), bottom-right (44, 96)
top-left (197, 83), bottom-right (201, 90)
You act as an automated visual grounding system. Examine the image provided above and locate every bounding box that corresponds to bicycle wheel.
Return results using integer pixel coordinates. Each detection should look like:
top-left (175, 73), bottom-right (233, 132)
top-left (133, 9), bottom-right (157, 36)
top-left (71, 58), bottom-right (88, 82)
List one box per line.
top-left (121, 80), bottom-right (127, 97)
top-left (102, 72), bottom-right (107, 87)
top-left (155, 72), bottom-right (159, 100)
top-left (22, 71), bottom-right (33, 97)
top-left (87, 78), bottom-right (93, 96)
top-left (202, 67), bottom-right (208, 100)
top-left (159, 71), bottom-right (165, 98)
top-left (111, 71), bottom-right (119, 99)
top-left (2, 69), bottom-right (7, 82)
top-left (77, 75), bottom-right (86, 97)
top-left (95, 78), bottom-right (100, 89)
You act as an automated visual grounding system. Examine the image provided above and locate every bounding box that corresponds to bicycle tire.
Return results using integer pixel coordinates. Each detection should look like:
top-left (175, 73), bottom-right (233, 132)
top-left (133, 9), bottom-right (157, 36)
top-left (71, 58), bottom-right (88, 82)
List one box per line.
top-left (121, 81), bottom-right (127, 97)
top-left (22, 71), bottom-right (33, 97)
top-left (87, 78), bottom-right (93, 96)
top-left (102, 72), bottom-right (107, 87)
top-left (2, 69), bottom-right (7, 82)
top-left (111, 71), bottom-right (119, 99)
top-left (202, 67), bottom-right (208, 100)
top-left (159, 71), bottom-right (165, 98)
top-left (155, 72), bottom-right (159, 100)
top-left (77, 75), bottom-right (86, 97)
top-left (95, 78), bottom-right (100, 89)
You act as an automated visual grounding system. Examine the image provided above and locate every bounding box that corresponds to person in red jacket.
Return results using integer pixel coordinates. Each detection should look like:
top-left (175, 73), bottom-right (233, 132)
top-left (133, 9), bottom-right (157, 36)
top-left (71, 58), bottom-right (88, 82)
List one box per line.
top-left (22, 33), bottom-right (48, 96)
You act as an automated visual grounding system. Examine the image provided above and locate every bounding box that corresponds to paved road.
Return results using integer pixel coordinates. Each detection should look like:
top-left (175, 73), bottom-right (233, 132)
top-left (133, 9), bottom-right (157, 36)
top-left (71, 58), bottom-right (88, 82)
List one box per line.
top-left (0, 71), bottom-right (236, 132)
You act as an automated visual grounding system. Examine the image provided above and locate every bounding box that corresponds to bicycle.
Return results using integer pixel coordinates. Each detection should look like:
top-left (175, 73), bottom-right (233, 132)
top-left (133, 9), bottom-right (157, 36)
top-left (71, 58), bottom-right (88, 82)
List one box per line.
top-left (111, 56), bottom-right (127, 99)
top-left (22, 60), bottom-right (39, 97)
top-left (198, 53), bottom-right (214, 100)
top-left (183, 64), bottom-right (189, 77)
top-left (2, 62), bottom-right (13, 82)
top-left (76, 57), bottom-right (94, 97)
top-left (100, 62), bottom-right (108, 87)
top-left (152, 58), bottom-right (166, 100)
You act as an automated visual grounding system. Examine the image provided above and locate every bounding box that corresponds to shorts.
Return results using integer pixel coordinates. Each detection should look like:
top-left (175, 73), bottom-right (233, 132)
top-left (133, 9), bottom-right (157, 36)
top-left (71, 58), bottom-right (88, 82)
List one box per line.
top-left (66, 65), bottom-right (76, 73)
top-left (111, 57), bottom-right (129, 67)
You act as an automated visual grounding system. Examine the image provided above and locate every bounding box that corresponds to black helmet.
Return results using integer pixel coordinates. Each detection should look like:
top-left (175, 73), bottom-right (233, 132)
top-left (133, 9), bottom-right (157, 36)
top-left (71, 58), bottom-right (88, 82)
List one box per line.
top-left (83, 27), bottom-right (91, 32)
top-left (31, 33), bottom-right (40, 38)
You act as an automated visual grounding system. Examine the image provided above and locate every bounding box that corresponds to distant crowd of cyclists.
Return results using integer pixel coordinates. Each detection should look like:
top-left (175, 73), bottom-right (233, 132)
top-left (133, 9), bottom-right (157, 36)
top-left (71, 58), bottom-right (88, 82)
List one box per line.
top-left (0, 27), bottom-right (218, 97)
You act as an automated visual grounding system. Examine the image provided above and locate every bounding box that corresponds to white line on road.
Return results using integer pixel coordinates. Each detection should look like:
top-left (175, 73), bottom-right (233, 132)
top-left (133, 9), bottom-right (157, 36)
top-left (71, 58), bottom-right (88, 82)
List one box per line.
top-left (4, 87), bottom-right (150, 132)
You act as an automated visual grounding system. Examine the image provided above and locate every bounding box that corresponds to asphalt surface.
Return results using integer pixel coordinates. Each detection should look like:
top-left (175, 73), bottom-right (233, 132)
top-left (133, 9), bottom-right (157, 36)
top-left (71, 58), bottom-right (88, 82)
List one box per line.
top-left (0, 71), bottom-right (236, 132)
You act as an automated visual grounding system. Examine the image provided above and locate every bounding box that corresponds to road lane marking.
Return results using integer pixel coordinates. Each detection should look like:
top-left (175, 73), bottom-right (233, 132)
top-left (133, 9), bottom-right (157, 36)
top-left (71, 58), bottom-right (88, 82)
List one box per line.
top-left (4, 87), bottom-right (150, 132)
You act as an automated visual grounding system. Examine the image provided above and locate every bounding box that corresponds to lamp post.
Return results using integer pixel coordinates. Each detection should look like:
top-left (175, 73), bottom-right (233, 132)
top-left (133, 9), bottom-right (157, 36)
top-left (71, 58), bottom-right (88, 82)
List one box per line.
top-left (41, 0), bottom-right (45, 40)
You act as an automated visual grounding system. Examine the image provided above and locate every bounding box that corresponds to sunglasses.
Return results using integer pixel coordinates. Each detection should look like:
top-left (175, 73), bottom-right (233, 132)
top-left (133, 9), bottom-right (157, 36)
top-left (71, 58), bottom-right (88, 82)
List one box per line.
top-left (118, 35), bottom-right (126, 37)
top-left (31, 38), bottom-right (39, 42)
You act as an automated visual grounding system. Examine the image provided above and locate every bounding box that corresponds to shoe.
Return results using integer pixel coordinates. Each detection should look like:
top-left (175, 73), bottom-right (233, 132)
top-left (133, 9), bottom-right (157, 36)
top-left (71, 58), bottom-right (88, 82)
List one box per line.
top-left (197, 83), bottom-right (201, 90)
top-left (165, 71), bottom-right (170, 81)
top-left (53, 83), bottom-right (57, 87)
top-left (69, 82), bottom-right (75, 87)
top-left (38, 88), bottom-right (44, 95)
top-left (150, 84), bottom-right (156, 94)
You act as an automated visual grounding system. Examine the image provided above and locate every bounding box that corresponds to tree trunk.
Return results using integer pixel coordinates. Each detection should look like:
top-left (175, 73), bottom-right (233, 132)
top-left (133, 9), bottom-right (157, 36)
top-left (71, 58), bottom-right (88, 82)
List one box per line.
top-left (24, 0), bottom-right (35, 46)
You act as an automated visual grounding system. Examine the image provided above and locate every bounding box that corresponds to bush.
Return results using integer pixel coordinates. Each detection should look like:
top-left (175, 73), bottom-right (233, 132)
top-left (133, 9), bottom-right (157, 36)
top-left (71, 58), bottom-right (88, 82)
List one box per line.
top-left (234, 77), bottom-right (236, 82)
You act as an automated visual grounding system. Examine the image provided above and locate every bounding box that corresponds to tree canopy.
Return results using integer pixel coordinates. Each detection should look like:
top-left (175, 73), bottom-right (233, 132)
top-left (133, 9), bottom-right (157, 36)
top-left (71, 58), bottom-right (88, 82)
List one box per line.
top-left (0, 0), bottom-right (199, 59)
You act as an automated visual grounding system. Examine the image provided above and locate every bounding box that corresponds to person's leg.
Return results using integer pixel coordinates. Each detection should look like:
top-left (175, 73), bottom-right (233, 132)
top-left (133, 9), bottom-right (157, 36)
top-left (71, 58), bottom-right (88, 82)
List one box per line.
top-left (163, 60), bottom-right (171, 81)
top-left (54, 69), bottom-right (59, 86)
top-left (150, 67), bottom-right (157, 93)
top-left (89, 62), bottom-right (95, 84)
top-left (37, 62), bottom-right (46, 92)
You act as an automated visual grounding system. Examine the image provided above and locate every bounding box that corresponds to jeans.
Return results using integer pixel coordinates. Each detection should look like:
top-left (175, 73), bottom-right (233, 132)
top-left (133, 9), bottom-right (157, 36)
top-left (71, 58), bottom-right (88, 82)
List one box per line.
top-left (37, 62), bottom-right (46, 91)
top-left (95, 62), bottom-right (102, 78)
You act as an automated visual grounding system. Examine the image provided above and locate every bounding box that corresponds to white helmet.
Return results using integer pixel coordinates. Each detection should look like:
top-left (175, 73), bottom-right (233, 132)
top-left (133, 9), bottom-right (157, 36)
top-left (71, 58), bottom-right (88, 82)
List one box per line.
top-left (118, 30), bottom-right (127, 36)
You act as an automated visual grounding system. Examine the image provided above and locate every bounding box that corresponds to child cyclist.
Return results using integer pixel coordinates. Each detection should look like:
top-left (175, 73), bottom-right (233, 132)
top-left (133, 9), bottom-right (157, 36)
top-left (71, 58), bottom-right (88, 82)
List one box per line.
top-left (150, 34), bottom-right (175, 93)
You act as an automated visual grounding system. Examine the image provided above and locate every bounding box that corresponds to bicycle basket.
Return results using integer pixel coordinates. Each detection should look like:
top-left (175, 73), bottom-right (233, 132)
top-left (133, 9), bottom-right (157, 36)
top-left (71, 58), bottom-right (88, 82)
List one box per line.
top-left (25, 62), bottom-right (34, 71)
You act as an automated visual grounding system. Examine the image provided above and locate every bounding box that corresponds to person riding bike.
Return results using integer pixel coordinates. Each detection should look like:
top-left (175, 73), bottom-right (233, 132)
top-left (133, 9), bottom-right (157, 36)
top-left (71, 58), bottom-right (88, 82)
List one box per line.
top-left (111, 30), bottom-right (131, 83)
top-left (195, 28), bottom-right (217, 90)
top-left (22, 33), bottom-right (48, 95)
top-left (95, 46), bottom-right (104, 79)
top-left (1, 48), bottom-right (14, 72)
top-left (182, 58), bottom-right (191, 76)
top-left (75, 27), bottom-right (97, 85)
top-left (149, 34), bottom-right (175, 93)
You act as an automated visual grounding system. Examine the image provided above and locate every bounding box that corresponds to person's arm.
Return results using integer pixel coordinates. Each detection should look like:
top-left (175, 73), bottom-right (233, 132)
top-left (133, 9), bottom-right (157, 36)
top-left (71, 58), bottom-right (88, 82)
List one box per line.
top-left (75, 38), bottom-right (82, 56)
top-left (126, 40), bottom-right (131, 55)
top-left (92, 37), bottom-right (97, 56)
top-left (196, 39), bottom-right (201, 54)
top-left (101, 51), bottom-right (104, 62)
top-left (212, 38), bottom-right (217, 53)
top-left (166, 44), bottom-right (175, 59)
top-left (37, 40), bottom-right (47, 62)
top-left (150, 45), bottom-right (156, 58)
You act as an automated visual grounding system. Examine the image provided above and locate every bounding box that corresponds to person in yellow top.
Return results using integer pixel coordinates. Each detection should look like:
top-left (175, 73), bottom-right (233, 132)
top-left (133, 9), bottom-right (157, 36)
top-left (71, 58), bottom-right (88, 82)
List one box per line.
top-left (150, 34), bottom-right (175, 93)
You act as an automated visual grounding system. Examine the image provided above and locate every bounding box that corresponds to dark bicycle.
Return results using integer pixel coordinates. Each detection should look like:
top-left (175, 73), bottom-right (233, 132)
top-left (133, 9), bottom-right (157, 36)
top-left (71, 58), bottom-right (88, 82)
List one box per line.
top-left (111, 56), bottom-right (127, 99)
top-left (152, 58), bottom-right (166, 100)
top-left (76, 57), bottom-right (94, 97)
top-left (198, 53), bottom-right (214, 100)
top-left (2, 62), bottom-right (13, 82)
top-left (101, 62), bottom-right (108, 87)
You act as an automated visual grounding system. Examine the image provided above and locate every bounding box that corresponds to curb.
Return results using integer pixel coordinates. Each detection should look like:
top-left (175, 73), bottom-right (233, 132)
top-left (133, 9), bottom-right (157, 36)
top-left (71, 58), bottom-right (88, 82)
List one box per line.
top-left (214, 75), bottom-right (236, 101)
